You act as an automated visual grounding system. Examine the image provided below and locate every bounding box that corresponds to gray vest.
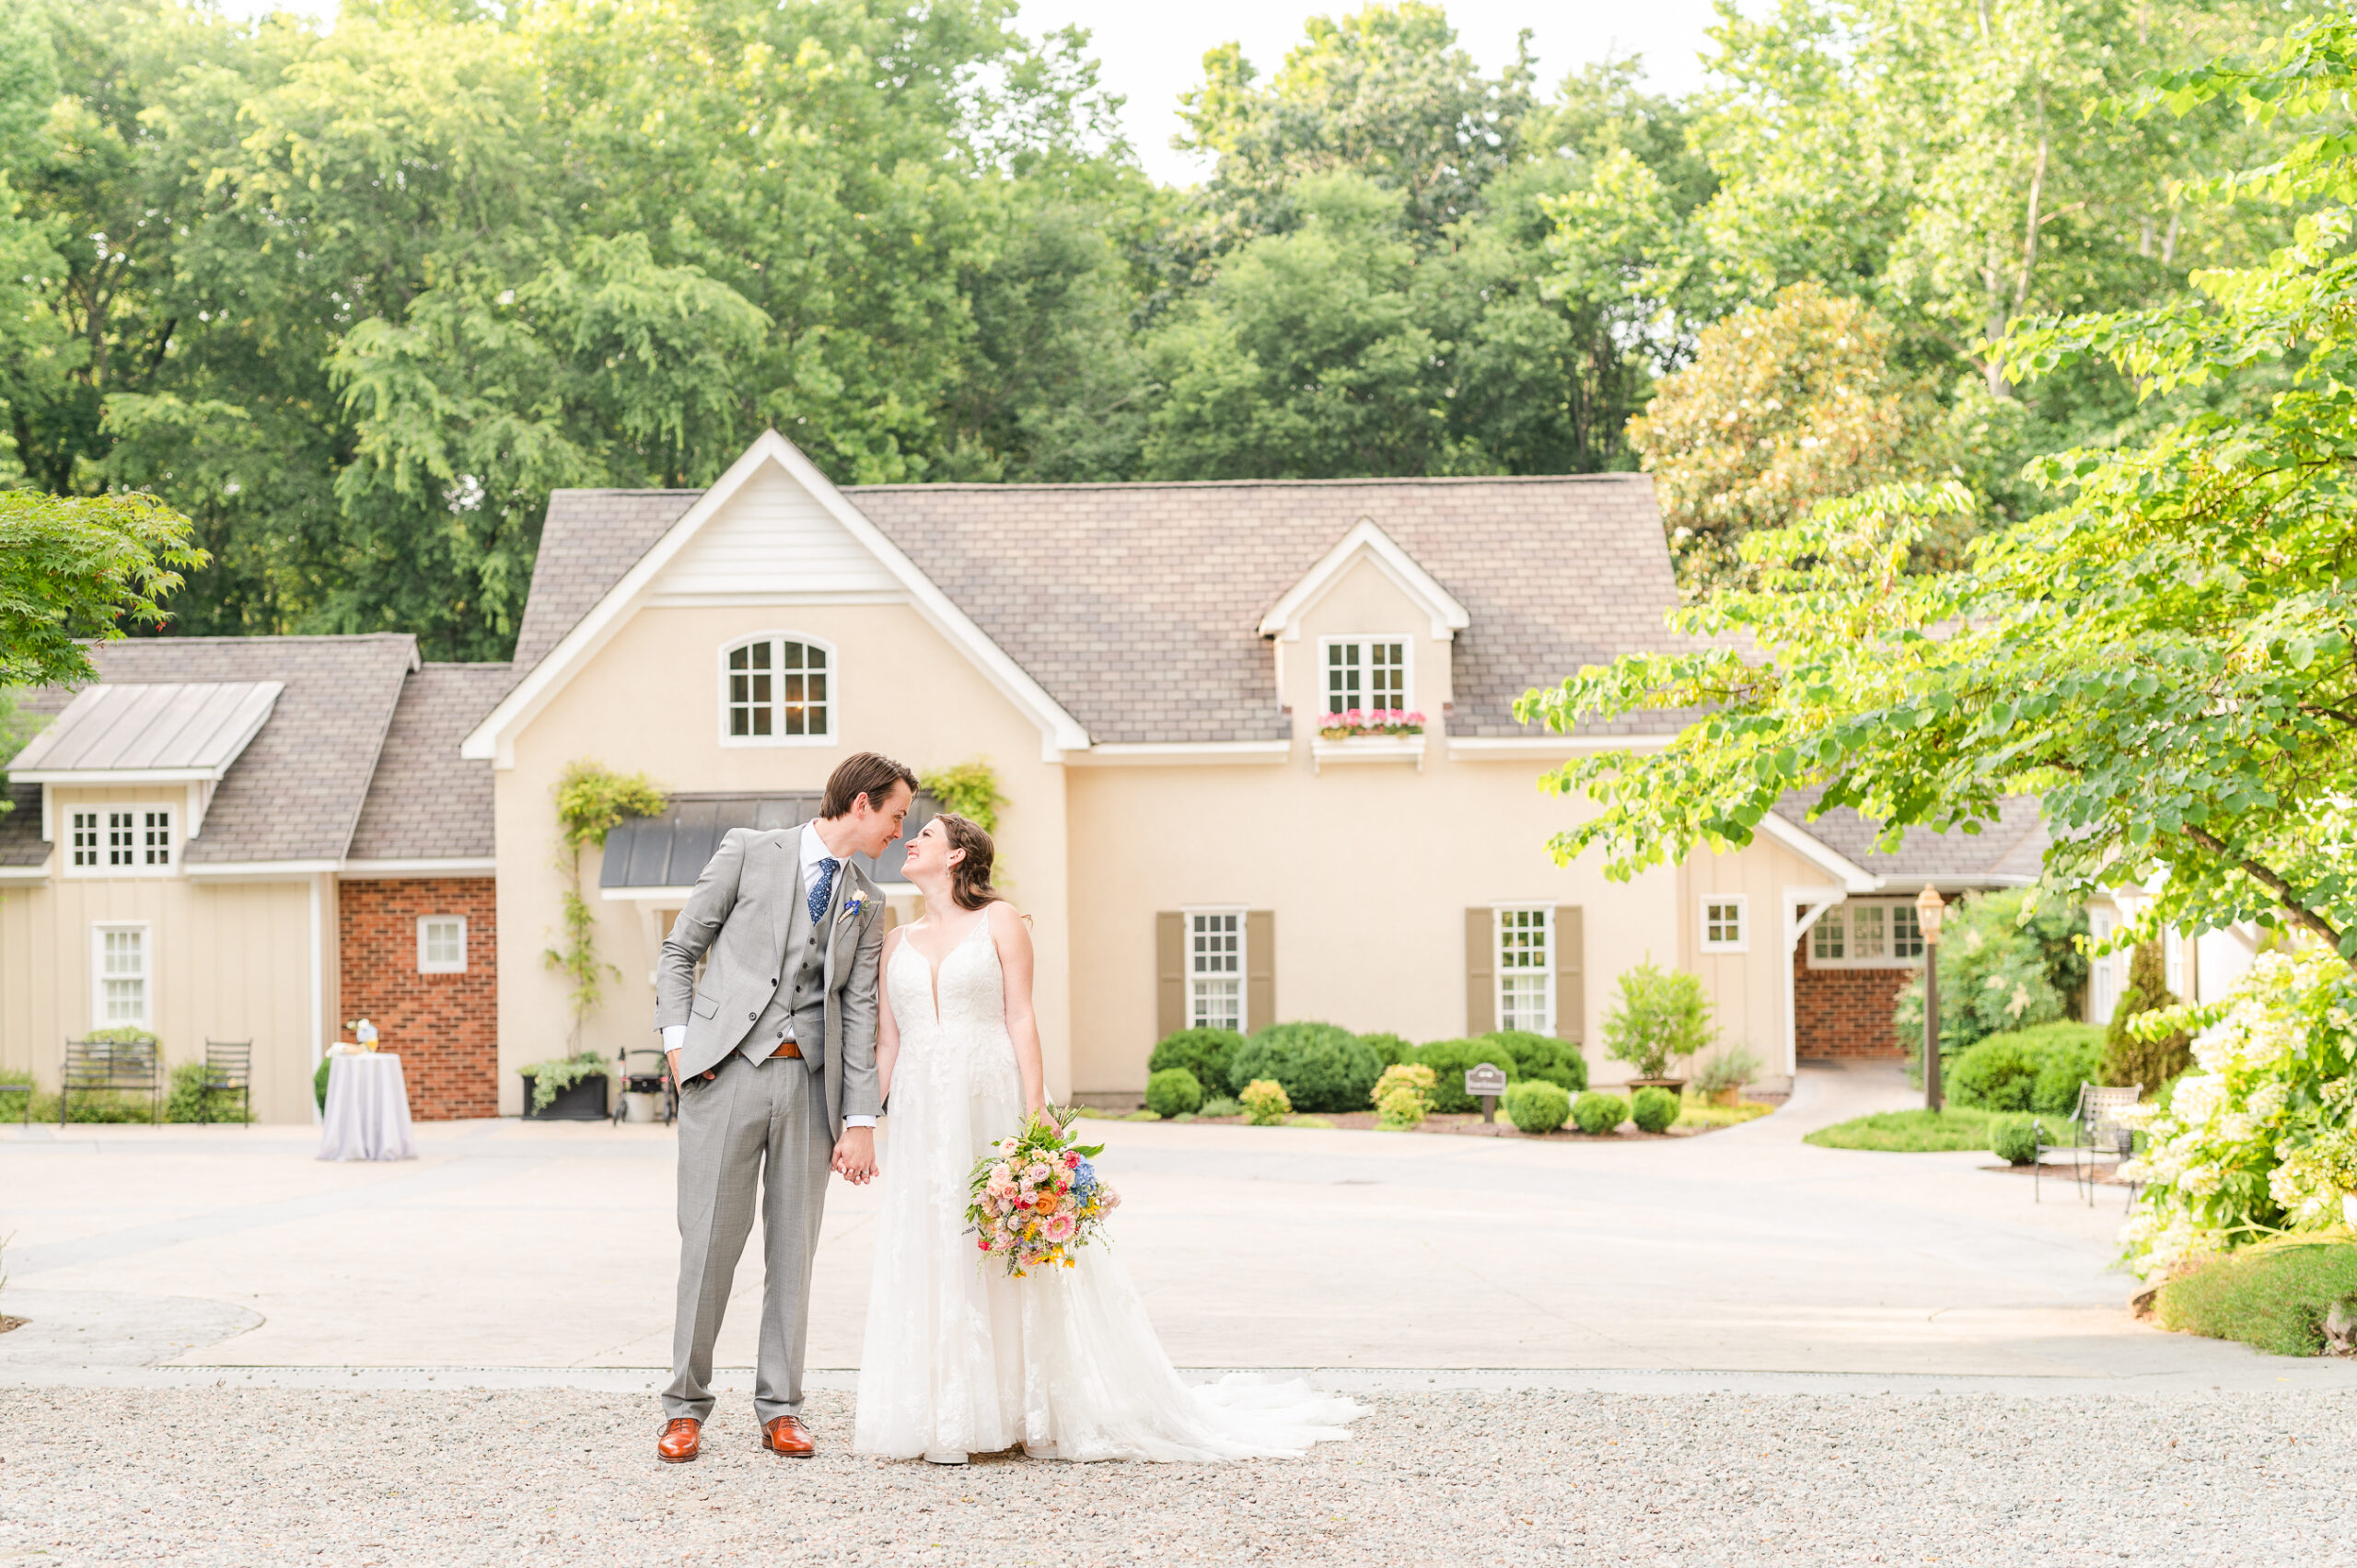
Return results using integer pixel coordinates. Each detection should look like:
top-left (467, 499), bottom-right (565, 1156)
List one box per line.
top-left (738, 857), bottom-right (832, 1072)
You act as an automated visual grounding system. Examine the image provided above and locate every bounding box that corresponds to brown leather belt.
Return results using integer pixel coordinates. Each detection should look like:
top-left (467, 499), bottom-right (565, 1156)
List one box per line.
top-left (772, 1041), bottom-right (802, 1060)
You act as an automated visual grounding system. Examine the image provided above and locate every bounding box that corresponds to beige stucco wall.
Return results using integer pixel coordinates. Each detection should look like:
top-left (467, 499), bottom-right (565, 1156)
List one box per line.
top-left (0, 787), bottom-right (327, 1122)
top-left (493, 601), bottom-right (1073, 1110)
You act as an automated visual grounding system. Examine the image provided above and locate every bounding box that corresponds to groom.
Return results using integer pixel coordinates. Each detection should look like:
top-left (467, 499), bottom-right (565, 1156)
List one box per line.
top-left (652, 750), bottom-right (916, 1463)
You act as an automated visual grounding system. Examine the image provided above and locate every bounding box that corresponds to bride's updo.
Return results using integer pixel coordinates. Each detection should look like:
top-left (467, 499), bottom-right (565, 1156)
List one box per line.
top-left (934, 813), bottom-right (1006, 911)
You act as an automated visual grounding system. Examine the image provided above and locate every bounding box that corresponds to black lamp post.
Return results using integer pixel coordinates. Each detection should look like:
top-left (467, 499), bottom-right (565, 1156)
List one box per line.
top-left (1917, 886), bottom-right (1947, 1112)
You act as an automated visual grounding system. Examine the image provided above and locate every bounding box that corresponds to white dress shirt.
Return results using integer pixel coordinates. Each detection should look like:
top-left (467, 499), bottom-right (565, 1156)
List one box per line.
top-left (663, 819), bottom-right (875, 1128)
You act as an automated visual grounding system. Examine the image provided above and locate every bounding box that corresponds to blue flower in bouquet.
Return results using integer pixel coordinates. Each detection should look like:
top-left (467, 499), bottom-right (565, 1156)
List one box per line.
top-left (1070, 1156), bottom-right (1097, 1205)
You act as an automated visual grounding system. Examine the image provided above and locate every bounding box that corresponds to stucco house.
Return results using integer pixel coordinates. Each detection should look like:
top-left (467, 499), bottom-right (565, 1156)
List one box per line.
top-left (2, 431), bottom-right (2040, 1121)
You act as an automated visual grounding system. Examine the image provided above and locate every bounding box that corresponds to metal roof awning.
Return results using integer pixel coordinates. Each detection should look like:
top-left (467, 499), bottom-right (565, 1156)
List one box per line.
top-left (9, 680), bottom-right (284, 784)
top-left (598, 791), bottom-right (936, 898)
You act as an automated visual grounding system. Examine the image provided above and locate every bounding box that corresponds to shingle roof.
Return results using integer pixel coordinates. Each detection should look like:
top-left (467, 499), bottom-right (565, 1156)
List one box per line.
top-left (511, 490), bottom-right (699, 673)
top-left (1773, 787), bottom-right (2049, 885)
top-left (347, 663), bottom-right (515, 861)
top-left (517, 471), bottom-right (1690, 745)
top-left (15, 636), bottom-right (418, 864)
top-left (0, 782), bottom-right (42, 867)
top-left (8, 681), bottom-right (282, 776)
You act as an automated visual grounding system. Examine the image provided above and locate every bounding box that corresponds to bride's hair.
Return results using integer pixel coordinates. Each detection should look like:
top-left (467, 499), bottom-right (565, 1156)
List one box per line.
top-left (934, 813), bottom-right (1006, 912)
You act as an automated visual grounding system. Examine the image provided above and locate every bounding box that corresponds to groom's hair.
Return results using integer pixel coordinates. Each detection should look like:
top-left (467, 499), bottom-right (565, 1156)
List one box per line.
top-left (821, 752), bottom-right (919, 819)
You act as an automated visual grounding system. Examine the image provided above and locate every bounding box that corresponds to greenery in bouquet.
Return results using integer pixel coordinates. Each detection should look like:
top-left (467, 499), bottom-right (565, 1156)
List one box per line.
top-left (2119, 950), bottom-right (2357, 1282)
top-left (966, 1112), bottom-right (1117, 1277)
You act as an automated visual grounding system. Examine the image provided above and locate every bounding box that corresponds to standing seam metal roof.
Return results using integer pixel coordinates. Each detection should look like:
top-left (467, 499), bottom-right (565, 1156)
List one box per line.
top-left (9, 681), bottom-right (282, 776)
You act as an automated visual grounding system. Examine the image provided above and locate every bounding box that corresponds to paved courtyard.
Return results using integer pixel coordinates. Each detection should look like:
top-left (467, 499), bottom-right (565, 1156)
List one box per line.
top-left (5, 1064), bottom-right (2355, 1565)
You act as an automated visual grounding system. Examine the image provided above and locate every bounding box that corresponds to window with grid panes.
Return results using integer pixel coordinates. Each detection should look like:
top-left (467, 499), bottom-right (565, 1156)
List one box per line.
top-left (1496, 907), bottom-right (1552, 1034)
top-left (1188, 912), bottom-right (1243, 1032)
top-left (1322, 639), bottom-right (1408, 716)
top-left (725, 636), bottom-right (831, 740)
top-left (1701, 897), bottom-right (1747, 952)
top-left (95, 925), bottom-right (149, 1027)
top-left (1809, 900), bottom-right (1929, 969)
top-left (65, 807), bottom-right (171, 875)
top-left (418, 916), bottom-right (468, 973)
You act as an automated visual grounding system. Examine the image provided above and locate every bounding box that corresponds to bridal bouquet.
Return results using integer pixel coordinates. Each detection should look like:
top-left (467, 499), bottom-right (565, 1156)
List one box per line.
top-left (965, 1111), bottom-right (1119, 1278)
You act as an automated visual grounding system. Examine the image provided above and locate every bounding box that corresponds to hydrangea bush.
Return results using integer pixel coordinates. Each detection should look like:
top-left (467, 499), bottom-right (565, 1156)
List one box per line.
top-left (2118, 950), bottom-right (2357, 1281)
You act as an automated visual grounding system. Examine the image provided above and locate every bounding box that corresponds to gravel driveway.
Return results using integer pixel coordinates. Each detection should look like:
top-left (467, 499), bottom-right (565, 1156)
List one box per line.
top-left (5, 1386), bottom-right (2351, 1567)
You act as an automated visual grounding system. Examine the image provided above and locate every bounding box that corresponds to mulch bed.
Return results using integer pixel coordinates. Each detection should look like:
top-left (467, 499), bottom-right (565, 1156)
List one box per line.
top-left (1148, 1110), bottom-right (1752, 1140)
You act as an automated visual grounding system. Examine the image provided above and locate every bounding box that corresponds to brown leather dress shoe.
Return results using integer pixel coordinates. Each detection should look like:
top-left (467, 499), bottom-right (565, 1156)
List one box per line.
top-left (762, 1415), bottom-right (816, 1457)
top-left (656, 1417), bottom-right (702, 1463)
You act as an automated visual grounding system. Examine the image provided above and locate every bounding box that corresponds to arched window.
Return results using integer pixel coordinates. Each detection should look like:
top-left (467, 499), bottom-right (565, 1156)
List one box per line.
top-left (721, 635), bottom-right (834, 744)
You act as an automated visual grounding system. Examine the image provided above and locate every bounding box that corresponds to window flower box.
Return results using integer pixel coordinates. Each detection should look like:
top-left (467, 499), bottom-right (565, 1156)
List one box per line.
top-left (1311, 728), bottom-right (1429, 774)
top-left (1315, 708), bottom-right (1426, 740)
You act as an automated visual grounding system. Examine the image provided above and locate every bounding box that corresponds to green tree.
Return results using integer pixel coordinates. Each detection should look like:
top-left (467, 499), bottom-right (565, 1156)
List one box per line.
top-left (0, 489), bottom-right (206, 688)
top-left (2100, 941), bottom-right (2193, 1091)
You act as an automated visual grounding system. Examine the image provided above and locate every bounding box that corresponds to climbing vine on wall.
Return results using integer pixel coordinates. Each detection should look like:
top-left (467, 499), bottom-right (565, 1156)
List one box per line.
top-left (920, 758), bottom-right (1005, 832)
top-left (544, 760), bottom-right (667, 1042)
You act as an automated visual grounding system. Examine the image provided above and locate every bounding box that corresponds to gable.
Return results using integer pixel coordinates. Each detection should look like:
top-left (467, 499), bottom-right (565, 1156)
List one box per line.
top-left (653, 461), bottom-right (899, 600)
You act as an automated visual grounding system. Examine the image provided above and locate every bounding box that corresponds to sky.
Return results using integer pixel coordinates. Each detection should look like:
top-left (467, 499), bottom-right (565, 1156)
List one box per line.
top-left (213, 1), bottom-right (1729, 187)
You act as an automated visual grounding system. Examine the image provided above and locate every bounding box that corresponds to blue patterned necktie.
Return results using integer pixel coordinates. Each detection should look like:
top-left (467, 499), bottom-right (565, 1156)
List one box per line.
top-left (807, 856), bottom-right (841, 926)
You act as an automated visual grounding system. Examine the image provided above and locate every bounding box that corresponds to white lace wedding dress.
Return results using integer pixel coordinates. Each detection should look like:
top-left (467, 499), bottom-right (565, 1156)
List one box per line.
top-left (853, 917), bottom-right (1361, 1462)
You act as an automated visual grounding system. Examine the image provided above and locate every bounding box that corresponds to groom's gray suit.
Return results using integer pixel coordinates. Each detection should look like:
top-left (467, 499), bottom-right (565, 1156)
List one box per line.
top-left (654, 825), bottom-right (884, 1424)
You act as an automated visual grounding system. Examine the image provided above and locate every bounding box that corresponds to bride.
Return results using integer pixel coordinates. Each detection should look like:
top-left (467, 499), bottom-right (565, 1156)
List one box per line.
top-left (851, 812), bottom-right (1360, 1464)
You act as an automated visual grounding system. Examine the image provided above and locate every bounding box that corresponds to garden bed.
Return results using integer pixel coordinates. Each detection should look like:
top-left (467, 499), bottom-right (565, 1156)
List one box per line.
top-left (1089, 1103), bottom-right (1778, 1139)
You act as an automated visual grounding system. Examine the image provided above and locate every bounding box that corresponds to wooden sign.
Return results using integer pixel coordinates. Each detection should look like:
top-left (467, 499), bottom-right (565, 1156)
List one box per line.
top-left (1465, 1063), bottom-right (1507, 1097)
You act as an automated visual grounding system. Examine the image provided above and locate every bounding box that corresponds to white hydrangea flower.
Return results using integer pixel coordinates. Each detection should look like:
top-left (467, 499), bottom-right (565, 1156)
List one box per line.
top-left (2246, 1081), bottom-right (2288, 1121)
top-left (2180, 1164), bottom-right (2221, 1197)
top-left (2219, 1112), bottom-right (2260, 1145)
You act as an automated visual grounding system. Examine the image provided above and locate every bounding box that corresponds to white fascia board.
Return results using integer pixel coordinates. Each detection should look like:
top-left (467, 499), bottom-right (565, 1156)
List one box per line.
top-left (186, 858), bottom-right (342, 882)
top-left (341, 857), bottom-right (498, 879)
top-left (1068, 740), bottom-right (1294, 767)
top-left (15, 766), bottom-right (224, 786)
top-left (0, 865), bottom-right (48, 884)
top-left (1755, 812), bottom-right (1882, 893)
top-left (599, 884), bottom-right (696, 904)
top-left (1446, 733), bottom-right (1678, 759)
top-left (464, 430), bottom-right (1091, 766)
top-left (1257, 518), bottom-right (1472, 643)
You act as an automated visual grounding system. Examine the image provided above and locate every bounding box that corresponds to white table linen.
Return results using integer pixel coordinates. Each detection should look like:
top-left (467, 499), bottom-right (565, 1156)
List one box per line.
top-left (319, 1052), bottom-right (417, 1161)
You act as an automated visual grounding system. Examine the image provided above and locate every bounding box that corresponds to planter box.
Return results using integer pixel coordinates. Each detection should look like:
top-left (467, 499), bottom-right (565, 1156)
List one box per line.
top-left (1310, 734), bottom-right (1427, 773)
top-left (522, 1072), bottom-right (610, 1121)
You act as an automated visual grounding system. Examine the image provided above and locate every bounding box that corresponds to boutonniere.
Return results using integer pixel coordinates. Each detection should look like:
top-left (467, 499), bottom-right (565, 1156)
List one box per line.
top-left (839, 889), bottom-right (869, 923)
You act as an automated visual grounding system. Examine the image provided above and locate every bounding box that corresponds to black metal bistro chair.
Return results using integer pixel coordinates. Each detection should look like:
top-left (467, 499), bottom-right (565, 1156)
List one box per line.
top-left (2036, 1081), bottom-right (2142, 1207)
top-left (60, 1036), bottom-right (163, 1126)
top-left (198, 1040), bottom-right (254, 1125)
top-left (614, 1046), bottom-right (676, 1127)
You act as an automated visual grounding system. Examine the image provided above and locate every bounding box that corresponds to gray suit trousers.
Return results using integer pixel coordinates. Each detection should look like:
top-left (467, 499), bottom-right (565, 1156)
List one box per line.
top-left (664, 1050), bottom-right (830, 1424)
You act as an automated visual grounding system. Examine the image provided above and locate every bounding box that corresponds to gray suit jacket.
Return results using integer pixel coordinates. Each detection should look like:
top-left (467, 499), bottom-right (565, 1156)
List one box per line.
top-left (654, 827), bottom-right (884, 1138)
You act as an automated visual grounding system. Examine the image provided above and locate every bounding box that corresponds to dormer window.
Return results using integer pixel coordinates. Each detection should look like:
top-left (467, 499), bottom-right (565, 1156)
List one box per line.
top-left (64, 806), bottom-right (175, 877)
top-left (721, 635), bottom-right (834, 746)
top-left (1322, 637), bottom-right (1410, 717)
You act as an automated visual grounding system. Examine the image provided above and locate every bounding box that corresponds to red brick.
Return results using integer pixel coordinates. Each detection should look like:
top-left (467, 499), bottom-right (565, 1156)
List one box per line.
top-left (1793, 945), bottom-right (1912, 1060)
top-left (337, 878), bottom-right (498, 1120)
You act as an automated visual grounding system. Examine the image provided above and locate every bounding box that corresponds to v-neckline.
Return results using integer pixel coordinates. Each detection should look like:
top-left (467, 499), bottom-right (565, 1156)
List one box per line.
top-left (905, 915), bottom-right (987, 1024)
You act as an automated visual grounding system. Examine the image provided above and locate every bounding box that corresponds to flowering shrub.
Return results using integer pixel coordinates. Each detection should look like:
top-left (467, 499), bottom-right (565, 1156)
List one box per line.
top-left (1239, 1079), bottom-right (1293, 1125)
top-left (1316, 707), bottom-right (1427, 738)
top-left (2118, 949), bottom-right (2357, 1281)
top-left (1372, 1063), bottom-right (1437, 1128)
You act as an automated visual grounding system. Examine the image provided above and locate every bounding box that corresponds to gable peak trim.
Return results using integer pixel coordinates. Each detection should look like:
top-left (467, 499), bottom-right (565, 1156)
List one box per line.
top-left (1257, 517), bottom-right (1472, 643)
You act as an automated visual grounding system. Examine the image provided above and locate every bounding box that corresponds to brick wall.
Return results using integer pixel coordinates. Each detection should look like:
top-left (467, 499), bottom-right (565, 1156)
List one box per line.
top-left (1793, 944), bottom-right (1911, 1060)
top-left (338, 877), bottom-right (499, 1120)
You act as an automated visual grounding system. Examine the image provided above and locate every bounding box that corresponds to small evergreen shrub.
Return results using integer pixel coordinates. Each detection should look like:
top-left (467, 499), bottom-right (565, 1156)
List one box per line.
top-left (1371, 1063), bottom-right (1437, 1128)
top-left (1572, 1090), bottom-right (1630, 1136)
top-left (1991, 1117), bottom-right (2040, 1166)
top-left (1504, 1080), bottom-right (1572, 1134)
top-left (2100, 942), bottom-right (2193, 1090)
top-left (1148, 1028), bottom-right (1244, 1098)
top-left (1239, 1079), bottom-right (1292, 1125)
top-left (1357, 1031), bottom-right (1416, 1068)
top-left (1198, 1095), bottom-right (1242, 1119)
top-left (1228, 1022), bottom-right (1380, 1113)
top-left (1413, 1038), bottom-right (1517, 1113)
top-left (1144, 1067), bottom-right (1203, 1119)
top-left (314, 1056), bottom-right (332, 1111)
top-left (164, 1062), bottom-right (245, 1124)
top-left (1630, 1086), bottom-right (1679, 1134)
top-left (1947, 1023), bottom-right (2105, 1115)
top-left (1487, 1029), bottom-right (1588, 1093)
top-left (1376, 1087), bottom-right (1428, 1128)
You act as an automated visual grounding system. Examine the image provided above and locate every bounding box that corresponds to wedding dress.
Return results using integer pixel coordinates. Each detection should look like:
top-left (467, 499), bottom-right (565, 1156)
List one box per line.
top-left (852, 916), bottom-right (1360, 1462)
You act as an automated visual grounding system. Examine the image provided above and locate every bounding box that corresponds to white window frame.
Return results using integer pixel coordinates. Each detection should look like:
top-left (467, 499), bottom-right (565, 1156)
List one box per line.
top-left (417, 915), bottom-right (469, 974)
top-left (1806, 898), bottom-right (1927, 970)
top-left (63, 804), bottom-right (177, 877)
top-left (1185, 908), bottom-right (1246, 1033)
top-left (2089, 908), bottom-right (2119, 1024)
top-left (2163, 924), bottom-right (2185, 999)
top-left (1700, 894), bottom-right (1749, 954)
top-left (1318, 635), bottom-right (1412, 718)
top-left (717, 633), bottom-right (838, 749)
top-left (91, 922), bottom-right (153, 1030)
top-left (1495, 905), bottom-right (1554, 1035)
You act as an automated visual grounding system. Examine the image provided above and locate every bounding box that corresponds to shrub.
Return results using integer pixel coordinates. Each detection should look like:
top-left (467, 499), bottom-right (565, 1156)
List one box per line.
top-left (1357, 1031), bottom-right (1416, 1068)
top-left (1600, 961), bottom-right (1713, 1079)
top-left (314, 1056), bottom-right (332, 1111)
top-left (1504, 1080), bottom-right (1572, 1134)
top-left (1228, 1022), bottom-right (1380, 1113)
top-left (1148, 1028), bottom-right (1244, 1098)
top-left (1144, 1068), bottom-right (1203, 1119)
top-left (1991, 1117), bottom-right (2041, 1166)
top-left (1487, 1029), bottom-right (1588, 1093)
top-left (1893, 889), bottom-right (2086, 1056)
top-left (2101, 941), bottom-right (2194, 1091)
top-left (1371, 1063), bottom-right (1437, 1128)
top-left (2154, 1238), bottom-right (2357, 1356)
top-left (1239, 1079), bottom-right (1292, 1125)
top-left (1198, 1095), bottom-right (1242, 1119)
top-left (1689, 1046), bottom-right (1762, 1101)
top-left (1413, 1037), bottom-right (1516, 1113)
top-left (1630, 1086), bottom-right (1679, 1134)
top-left (1947, 1023), bottom-right (2105, 1115)
top-left (164, 1062), bottom-right (245, 1124)
top-left (1572, 1090), bottom-right (1630, 1135)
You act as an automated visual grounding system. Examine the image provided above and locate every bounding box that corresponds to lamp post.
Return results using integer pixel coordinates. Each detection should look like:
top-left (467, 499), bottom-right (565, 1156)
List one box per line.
top-left (1916, 887), bottom-right (1947, 1112)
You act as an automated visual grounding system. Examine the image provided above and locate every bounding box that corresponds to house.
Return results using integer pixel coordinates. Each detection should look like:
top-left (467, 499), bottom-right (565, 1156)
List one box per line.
top-left (0, 431), bottom-right (2040, 1120)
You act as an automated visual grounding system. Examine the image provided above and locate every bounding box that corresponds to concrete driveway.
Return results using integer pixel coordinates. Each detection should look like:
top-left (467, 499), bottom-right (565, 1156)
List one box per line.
top-left (3, 1063), bottom-right (2350, 1388)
